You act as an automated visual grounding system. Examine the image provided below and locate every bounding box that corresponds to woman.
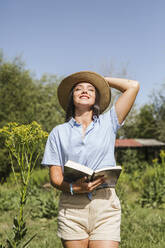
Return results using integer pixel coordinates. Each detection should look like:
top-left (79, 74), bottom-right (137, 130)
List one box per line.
top-left (42, 71), bottom-right (139, 248)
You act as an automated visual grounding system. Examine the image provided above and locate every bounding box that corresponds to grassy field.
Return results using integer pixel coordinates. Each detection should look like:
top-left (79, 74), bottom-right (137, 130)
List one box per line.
top-left (0, 169), bottom-right (165, 248)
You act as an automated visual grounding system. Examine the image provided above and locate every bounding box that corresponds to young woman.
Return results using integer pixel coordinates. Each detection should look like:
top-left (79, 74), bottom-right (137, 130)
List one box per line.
top-left (42, 71), bottom-right (140, 248)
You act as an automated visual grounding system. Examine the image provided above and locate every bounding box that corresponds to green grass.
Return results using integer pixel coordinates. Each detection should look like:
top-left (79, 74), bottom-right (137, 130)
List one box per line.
top-left (121, 207), bottom-right (165, 247)
top-left (0, 183), bottom-right (62, 248)
top-left (0, 169), bottom-right (165, 248)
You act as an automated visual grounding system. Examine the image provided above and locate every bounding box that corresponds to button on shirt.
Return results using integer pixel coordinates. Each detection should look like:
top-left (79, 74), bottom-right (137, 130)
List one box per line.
top-left (42, 105), bottom-right (123, 171)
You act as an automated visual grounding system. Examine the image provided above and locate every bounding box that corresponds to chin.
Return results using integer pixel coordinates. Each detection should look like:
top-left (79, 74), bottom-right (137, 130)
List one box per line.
top-left (75, 103), bottom-right (93, 110)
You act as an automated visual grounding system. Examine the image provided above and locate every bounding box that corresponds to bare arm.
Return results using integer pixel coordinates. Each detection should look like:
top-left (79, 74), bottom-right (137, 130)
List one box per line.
top-left (49, 165), bottom-right (105, 193)
top-left (105, 77), bottom-right (140, 124)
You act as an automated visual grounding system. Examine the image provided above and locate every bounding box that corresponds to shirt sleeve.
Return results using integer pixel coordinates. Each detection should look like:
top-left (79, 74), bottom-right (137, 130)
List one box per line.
top-left (110, 105), bottom-right (124, 133)
top-left (41, 128), bottom-right (62, 167)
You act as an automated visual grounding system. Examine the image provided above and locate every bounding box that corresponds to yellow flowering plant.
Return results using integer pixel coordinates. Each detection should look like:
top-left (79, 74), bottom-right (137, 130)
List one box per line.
top-left (0, 122), bottom-right (48, 248)
top-left (140, 150), bottom-right (165, 209)
top-left (160, 150), bottom-right (165, 165)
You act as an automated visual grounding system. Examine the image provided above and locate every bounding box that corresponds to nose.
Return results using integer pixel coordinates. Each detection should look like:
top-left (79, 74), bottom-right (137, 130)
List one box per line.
top-left (82, 89), bottom-right (88, 94)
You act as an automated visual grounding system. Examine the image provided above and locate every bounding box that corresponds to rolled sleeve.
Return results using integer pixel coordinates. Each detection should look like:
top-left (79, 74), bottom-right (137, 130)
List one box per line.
top-left (110, 105), bottom-right (124, 133)
top-left (41, 128), bottom-right (62, 166)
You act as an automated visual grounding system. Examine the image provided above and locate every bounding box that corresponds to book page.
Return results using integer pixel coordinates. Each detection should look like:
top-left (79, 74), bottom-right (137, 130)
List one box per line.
top-left (93, 167), bottom-right (122, 187)
top-left (64, 160), bottom-right (93, 183)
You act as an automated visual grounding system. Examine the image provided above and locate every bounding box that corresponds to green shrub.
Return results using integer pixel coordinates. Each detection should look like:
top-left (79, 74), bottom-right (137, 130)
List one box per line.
top-left (0, 147), bottom-right (12, 182)
top-left (0, 191), bottom-right (18, 211)
top-left (116, 172), bottom-right (136, 216)
top-left (139, 160), bottom-right (165, 208)
top-left (128, 162), bottom-right (149, 191)
top-left (6, 172), bottom-right (21, 185)
top-left (31, 190), bottom-right (60, 219)
top-left (121, 149), bottom-right (148, 174)
top-left (30, 168), bottom-right (49, 187)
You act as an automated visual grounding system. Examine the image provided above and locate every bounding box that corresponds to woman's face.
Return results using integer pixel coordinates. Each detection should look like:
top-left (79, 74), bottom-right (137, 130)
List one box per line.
top-left (73, 82), bottom-right (96, 110)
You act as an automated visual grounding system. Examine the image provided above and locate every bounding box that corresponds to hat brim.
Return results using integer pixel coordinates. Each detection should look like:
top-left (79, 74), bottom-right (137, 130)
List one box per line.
top-left (57, 71), bottom-right (111, 113)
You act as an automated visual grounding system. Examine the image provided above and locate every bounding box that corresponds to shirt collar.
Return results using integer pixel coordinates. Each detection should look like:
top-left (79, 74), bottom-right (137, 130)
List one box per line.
top-left (93, 115), bottom-right (98, 123)
top-left (68, 118), bottom-right (80, 127)
top-left (68, 115), bottom-right (99, 127)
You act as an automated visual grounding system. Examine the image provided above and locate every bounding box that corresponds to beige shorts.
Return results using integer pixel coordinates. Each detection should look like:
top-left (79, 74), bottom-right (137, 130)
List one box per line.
top-left (57, 188), bottom-right (121, 241)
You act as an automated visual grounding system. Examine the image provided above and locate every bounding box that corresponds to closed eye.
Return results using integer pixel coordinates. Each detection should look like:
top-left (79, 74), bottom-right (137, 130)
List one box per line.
top-left (74, 88), bottom-right (82, 91)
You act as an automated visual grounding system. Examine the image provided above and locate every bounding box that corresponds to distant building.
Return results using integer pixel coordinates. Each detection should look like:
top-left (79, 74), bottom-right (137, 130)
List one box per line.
top-left (115, 139), bottom-right (165, 162)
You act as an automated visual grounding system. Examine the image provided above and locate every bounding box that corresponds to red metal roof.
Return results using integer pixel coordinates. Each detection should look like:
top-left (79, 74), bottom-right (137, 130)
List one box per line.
top-left (115, 139), bottom-right (142, 147)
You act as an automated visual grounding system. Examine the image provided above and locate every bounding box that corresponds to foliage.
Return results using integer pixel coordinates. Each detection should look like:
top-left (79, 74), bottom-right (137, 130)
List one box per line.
top-left (117, 149), bottom-right (147, 173)
top-left (36, 74), bottom-right (65, 132)
top-left (0, 146), bottom-right (11, 182)
top-left (135, 104), bottom-right (157, 138)
top-left (118, 83), bottom-right (165, 141)
top-left (0, 122), bottom-right (48, 247)
top-left (139, 150), bottom-right (165, 208)
top-left (0, 54), bottom-right (64, 180)
top-left (1, 165), bottom-right (165, 247)
top-left (30, 168), bottom-right (49, 187)
top-left (31, 190), bottom-right (60, 219)
top-left (116, 172), bottom-right (133, 216)
top-left (0, 55), bottom-right (64, 130)
top-left (121, 149), bottom-right (139, 173)
top-left (151, 85), bottom-right (165, 141)
top-left (117, 105), bottom-right (139, 139)
top-left (0, 59), bottom-right (35, 127)
top-left (1, 170), bottom-right (165, 248)
top-left (0, 191), bottom-right (18, 211)
top-left (121, 207), bottom-right (165, 248)
top-left (118, 104), bottom-right (157, 139)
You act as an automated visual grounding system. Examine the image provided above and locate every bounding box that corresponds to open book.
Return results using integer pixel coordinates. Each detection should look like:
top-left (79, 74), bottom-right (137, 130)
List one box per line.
top-left (64, 160), bottom-right (122, 188)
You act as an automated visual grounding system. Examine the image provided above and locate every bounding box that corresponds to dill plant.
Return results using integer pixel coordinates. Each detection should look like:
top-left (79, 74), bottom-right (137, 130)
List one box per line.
top-left (0, 122), bottom-right (48, 248)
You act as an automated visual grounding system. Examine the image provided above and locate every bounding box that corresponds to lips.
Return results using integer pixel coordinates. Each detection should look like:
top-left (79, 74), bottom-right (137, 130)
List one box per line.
top-left (80, 95), bottom-right (89, 99)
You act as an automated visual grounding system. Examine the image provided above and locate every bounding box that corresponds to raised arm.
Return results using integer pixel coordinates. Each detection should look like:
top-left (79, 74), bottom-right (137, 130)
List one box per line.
top-left (105, 77), bottom-right (140, 124)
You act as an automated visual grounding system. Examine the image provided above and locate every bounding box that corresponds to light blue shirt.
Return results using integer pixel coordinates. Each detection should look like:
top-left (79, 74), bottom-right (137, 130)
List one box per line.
top-left (42, 105), bottom-right (123, 171)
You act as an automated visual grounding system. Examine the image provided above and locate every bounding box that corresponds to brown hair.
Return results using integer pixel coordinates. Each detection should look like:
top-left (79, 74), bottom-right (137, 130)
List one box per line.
top-left (65, 85), bottom-right (100, 122)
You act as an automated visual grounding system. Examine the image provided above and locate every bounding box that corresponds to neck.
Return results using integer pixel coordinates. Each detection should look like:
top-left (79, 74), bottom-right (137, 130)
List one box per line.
top-left (74, 109), bottom-right (93, 126)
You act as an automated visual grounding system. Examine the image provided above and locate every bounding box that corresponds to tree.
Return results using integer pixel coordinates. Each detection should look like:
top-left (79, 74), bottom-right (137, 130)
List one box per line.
top-left (118, 104), bottom-right (159, 139)
top-left (0, 60), bottom-right (37, 127)
top-left (33, 74), bottom-right (65, 132)
top-left (151, 84), bottom-right (165, 141)
top-left (117, 105), bottom-right (139, 138)
top-left (0, 54), bottom-right (65, 131)
top-left (0, 57), bottom-right (39, 180)
top-left (0, 53), bottom-right (65, 180)
top-left (135, 104), bottom-right (157, 138)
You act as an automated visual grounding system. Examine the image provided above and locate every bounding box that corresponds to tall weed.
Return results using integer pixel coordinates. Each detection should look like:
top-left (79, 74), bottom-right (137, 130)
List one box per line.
top-left (0, 122), bottom-right (48, 247)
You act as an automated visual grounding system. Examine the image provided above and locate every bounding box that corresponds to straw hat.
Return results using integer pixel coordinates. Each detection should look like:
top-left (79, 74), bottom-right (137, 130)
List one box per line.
top-left (57, 71), bottom-right (111, 113)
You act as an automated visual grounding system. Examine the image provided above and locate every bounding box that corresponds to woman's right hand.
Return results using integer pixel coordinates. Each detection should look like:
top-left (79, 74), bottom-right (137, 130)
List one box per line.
top-left (72, 176), bottom-right (105, 193)
top-left (49, 165), bottom-right (105, 194)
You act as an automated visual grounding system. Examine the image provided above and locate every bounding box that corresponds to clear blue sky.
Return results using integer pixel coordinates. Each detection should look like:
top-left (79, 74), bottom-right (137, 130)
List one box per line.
top-left (0, 0), bottom-right (165, 106)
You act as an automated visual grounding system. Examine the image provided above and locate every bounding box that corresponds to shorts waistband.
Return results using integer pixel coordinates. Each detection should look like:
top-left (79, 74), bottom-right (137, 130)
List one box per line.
top-left (95, 183), bottom-right (111, 190)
